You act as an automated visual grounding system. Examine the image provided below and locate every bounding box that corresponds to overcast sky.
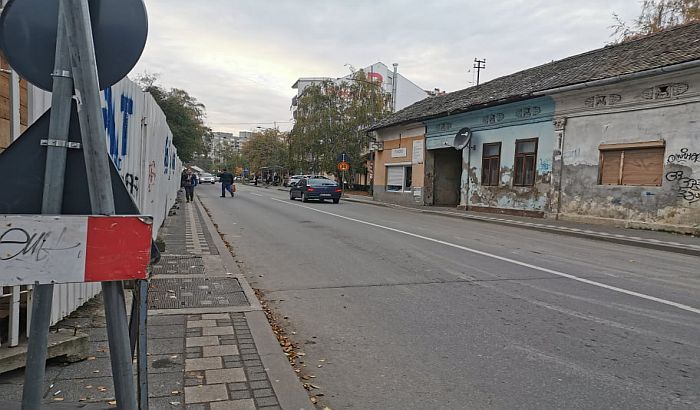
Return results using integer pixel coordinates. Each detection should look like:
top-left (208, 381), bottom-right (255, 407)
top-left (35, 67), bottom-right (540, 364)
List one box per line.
top-left (129, 0), bottom-right (641, 135)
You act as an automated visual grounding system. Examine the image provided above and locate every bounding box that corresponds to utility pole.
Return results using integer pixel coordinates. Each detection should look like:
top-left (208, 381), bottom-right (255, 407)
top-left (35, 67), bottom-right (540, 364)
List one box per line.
top-left (391, 63), bottom-right (398, 112)
top-left (473, 58), bottom-right (486, 86)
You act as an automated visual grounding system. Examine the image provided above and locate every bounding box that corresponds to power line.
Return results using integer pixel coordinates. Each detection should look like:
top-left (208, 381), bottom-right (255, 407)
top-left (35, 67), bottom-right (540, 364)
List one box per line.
top-left (208, 121), bottom-right (294, 125)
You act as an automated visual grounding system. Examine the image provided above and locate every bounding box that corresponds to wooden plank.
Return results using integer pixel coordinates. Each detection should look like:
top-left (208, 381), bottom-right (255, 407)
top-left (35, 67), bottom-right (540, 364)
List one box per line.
top-left (599, 150), bottom-right (621, 185)
top-left (622, 148), bottom-right (664, 186)
top-left (599, 140), bottom-right (665, 150)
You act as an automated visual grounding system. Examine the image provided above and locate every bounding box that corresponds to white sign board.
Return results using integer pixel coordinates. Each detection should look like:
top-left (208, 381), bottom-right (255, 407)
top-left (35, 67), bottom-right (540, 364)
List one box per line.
top-left (0, 215), bottom-right (152, 286)
top-left (412, 140), bottom-right (424, 164)
top-left (391, 147), bottom-right (407, 158)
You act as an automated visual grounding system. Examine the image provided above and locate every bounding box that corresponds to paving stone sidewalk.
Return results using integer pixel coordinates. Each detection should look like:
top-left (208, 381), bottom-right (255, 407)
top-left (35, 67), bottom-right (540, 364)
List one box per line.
top-left (0, 193), bottom-right (310, 409)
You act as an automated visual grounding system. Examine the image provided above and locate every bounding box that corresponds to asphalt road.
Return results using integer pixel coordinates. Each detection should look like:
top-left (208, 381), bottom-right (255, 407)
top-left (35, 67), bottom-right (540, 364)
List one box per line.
top-left (196, 183), bottom-right (700, 410)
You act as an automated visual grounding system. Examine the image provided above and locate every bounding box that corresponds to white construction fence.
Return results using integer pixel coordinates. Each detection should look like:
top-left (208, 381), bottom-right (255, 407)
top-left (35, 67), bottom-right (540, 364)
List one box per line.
top-left (1, 76), bottom-right (182, 348)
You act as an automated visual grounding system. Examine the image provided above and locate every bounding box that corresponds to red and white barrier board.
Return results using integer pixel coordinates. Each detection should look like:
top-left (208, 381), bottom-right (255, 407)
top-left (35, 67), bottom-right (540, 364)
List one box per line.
top-left (0, 215), bottom-right (152, 286)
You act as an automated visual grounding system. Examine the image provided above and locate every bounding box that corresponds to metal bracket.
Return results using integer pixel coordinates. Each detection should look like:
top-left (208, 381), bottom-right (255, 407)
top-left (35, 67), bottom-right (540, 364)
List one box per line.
top-left (40, 139), bottom-right (82, 149)
top-left (51, 69), bottom-right (72, 78)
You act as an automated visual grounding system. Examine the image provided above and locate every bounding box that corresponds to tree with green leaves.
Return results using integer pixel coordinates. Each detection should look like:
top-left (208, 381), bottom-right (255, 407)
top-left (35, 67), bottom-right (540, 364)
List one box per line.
top-left (612, 0), bottom-right (699, 42)
top-left (134, 74), bottom-right (210, 162)
top-left (289, 69), bottom-right (391, 182)
top-left (240, 128), bottom-right (288, 174)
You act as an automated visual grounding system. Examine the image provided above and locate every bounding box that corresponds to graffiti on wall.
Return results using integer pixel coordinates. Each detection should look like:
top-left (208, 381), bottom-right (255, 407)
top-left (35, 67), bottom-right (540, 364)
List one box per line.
top-left (102, 87), bottom-right (134, 171)
top-left (665, 170), bottom-right (700, 203)
top-left (537, 159), bottom-right (551, 173)
top-left (148, 161), bottom-right (157, 193)
top-left (163, 136), bottom-right (170, 174)
top-left (123, 173), bottom-right (139, 196)
top-left (667, 148), bottom-right (700, 164)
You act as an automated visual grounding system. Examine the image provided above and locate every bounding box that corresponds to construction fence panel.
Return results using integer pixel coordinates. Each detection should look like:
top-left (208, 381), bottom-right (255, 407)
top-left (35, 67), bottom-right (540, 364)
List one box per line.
top-left (1, 77), bottom-right (182, 348)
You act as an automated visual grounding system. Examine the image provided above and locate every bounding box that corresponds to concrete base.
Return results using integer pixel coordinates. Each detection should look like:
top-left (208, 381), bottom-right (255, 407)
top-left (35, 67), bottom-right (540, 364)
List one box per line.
top-left (556, 213), bottom-right (699, 236)
top-left (468, 205), bottom-right (545, 218)
top-left (0, 400), bottom-right (109, 409)
top-left (0, 329), bottom-right (89, 375)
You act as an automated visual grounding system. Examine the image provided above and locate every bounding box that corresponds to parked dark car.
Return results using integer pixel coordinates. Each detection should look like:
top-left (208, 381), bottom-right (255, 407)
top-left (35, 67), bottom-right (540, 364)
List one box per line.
top-left (289, 178), bottom-right (341, 203)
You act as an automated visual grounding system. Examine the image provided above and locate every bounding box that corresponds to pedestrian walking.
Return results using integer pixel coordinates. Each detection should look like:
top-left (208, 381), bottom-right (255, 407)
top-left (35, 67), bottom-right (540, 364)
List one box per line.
top-left (181, 167), bottom-right (198, 203)
top-left (218, 168), bottom-right (235, 197)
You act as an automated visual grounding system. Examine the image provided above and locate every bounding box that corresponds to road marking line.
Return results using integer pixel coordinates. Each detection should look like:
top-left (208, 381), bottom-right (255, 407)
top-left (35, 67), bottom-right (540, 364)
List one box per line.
top-left (251, 193), bottom-right (263, 197)
top-left (269, 197), bottom-right (699, 315)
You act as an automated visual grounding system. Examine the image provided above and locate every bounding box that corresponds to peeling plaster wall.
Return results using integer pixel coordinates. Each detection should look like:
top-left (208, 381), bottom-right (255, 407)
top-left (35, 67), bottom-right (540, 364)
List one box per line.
top-left (554, 69), bottom-right (700, 230)
top-left (425, 97), bottom-right (556, 214)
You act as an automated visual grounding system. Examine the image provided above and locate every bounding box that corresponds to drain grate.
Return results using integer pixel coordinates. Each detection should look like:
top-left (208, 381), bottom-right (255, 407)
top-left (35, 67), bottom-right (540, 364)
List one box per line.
top-left (148, 277), bottom-right (248, 309)
top-left (152, 255), bottom-right (205, 275)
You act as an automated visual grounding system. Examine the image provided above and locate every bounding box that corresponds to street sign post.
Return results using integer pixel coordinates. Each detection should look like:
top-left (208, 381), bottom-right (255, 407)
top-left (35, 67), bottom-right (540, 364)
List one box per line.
top-left (0, 0), bottom-right (150, 407)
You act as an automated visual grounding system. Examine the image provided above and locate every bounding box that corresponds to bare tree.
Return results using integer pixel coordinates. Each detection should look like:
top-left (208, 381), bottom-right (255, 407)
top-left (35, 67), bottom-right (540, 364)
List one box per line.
top-left (611, 0), bottom-right (699, 42)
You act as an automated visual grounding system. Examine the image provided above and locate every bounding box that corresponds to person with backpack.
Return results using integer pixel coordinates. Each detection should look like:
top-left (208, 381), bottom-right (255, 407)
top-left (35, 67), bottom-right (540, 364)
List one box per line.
top-left (218, 168), bottom-right (235, 197)
top-left (180, 167), bottom-right (199, 203)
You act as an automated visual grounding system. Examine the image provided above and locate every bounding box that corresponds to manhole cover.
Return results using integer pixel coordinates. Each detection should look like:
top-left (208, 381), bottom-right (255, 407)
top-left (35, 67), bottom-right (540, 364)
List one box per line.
top-left (148, 277), bottom-right (248, 309)
top-left (152, 255), bottom-right (205, 275)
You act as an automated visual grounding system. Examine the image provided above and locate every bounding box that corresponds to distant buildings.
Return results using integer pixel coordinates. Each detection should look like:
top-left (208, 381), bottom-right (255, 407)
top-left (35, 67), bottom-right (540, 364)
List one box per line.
top-left (210, 131), bottom-right (252, 162)
top-left (291, 62), bottom-right (429, 116)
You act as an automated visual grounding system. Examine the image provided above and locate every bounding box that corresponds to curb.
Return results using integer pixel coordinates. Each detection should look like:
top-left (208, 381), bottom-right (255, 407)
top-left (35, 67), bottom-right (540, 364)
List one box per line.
top-left (194, 197), bottom-right (312, 410)
top-left (341, 197), bottom-right (700, 257)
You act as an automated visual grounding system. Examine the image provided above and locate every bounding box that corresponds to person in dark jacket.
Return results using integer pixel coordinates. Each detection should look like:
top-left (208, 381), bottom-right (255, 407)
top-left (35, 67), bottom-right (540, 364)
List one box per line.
top-left (218, 168), bottom-right (235, 197)
top-left (181, 168), bottom-right (198, 203)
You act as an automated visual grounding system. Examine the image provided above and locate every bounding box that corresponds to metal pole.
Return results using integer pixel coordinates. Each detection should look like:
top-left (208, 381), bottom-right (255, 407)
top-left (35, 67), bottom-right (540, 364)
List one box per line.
top-left (137, 280), bottom-right (149, 410)
top-left (22, 2), bottom-right (74, 408)
top-left (391, 63), bottom-right (398, 112)
top-left (63, 1), bottom-right (138, 408)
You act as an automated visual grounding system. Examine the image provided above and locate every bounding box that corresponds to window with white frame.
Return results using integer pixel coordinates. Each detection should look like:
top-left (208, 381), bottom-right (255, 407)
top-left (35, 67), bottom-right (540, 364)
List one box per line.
top-left (386, 165), bottom-right (412, 192)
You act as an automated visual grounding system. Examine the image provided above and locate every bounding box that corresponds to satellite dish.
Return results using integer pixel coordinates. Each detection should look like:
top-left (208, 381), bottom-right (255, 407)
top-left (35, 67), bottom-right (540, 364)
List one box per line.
top-left (452, 127), bottom-right (472, 150)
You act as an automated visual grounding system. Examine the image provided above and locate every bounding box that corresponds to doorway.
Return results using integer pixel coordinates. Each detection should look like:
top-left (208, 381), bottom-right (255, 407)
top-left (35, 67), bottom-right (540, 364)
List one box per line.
top-left (433, 148), bottom-right (462, 206)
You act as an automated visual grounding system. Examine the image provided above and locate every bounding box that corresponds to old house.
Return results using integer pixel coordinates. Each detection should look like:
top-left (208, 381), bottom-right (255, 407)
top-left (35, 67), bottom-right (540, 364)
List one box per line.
top-left (368, 22), bottom-right (700, 232)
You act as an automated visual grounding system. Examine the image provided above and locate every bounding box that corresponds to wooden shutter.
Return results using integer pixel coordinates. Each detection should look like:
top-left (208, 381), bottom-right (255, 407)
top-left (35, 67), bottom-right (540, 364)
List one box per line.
top-left (621, 148), bottom-right (664, 186)
top-left (600, 150), bottom-right (622, 185)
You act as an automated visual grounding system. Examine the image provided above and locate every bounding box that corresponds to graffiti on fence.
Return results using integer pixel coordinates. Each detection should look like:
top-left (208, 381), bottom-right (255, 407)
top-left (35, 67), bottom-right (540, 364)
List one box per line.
top-left (102, 87), bottom-right (134, 170)
top-left (148, 161), bottom-right (157, 193)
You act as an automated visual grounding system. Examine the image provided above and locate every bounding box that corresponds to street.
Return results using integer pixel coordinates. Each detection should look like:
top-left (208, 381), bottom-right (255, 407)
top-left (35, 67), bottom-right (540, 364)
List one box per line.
top-left (197, 183), bottom-right (699, 410)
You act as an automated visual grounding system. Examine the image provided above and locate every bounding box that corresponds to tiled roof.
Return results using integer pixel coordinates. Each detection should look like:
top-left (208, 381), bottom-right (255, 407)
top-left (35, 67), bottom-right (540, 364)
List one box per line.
top-left (368, 22), bottom-right (700, 131)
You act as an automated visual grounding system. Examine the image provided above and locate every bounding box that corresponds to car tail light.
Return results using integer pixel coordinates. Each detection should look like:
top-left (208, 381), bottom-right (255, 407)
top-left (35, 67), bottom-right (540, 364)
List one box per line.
top-left (335, 188), bottom-right (342, 192)
top-left (307, 187), bottom-right (315, 192)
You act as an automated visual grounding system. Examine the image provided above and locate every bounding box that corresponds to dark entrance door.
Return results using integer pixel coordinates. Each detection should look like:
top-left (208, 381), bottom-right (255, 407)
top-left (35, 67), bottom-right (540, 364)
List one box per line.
top-left (433, 148), bottom-right (462, 206)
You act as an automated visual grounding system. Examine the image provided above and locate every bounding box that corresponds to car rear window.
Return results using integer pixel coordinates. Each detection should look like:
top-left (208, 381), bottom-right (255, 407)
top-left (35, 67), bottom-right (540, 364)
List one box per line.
top-left (309, 179), bottom-right (337, 187)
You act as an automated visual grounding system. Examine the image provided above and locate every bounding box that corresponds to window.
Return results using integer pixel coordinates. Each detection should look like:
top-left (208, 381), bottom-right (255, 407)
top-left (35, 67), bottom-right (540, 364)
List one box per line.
top-left (513, 138), bottom-right (538, 186)
top-left (309, 178), bottom-right (337, 187)
top-left (481, 143), bottom-right (501, 186)
top-left (404, 166), bottom-right (412, 189)
top-left (386, 165), bottom-right (412, 192)
top-left (598, 142), bottom-right (665, 186)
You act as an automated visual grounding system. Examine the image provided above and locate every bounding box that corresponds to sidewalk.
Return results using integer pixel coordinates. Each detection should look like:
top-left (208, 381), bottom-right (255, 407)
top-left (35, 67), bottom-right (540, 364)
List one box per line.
top-left (0, 193), bottom-right (310, 409)
top-left (256, 184), bottom-right (698, 256)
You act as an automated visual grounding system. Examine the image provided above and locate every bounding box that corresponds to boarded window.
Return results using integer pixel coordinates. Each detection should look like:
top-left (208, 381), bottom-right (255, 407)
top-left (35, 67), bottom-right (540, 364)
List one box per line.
top-left (513, 138), bottom-right (538, 186)
top-left (481, 143), bottom-right (501, 186)
top-left (600, 150), bottom-right (622, 185)
top-left (598, 143), bottom-right (664, 186)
